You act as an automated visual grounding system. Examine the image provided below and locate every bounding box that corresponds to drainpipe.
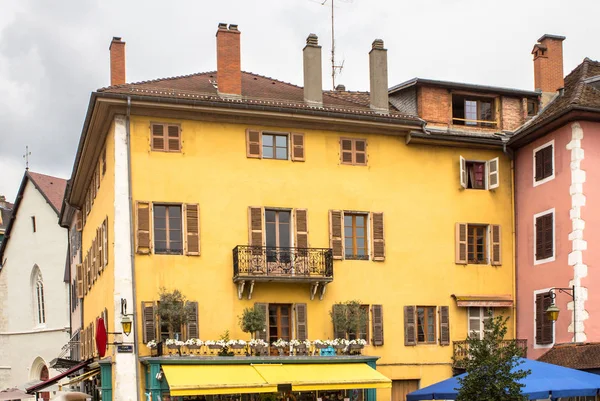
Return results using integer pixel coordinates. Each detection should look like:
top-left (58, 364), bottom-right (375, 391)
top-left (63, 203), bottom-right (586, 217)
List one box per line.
top-left (503, 141), bottom-right (518, 340)
top-left (125, 96), bottom-right (142, 398)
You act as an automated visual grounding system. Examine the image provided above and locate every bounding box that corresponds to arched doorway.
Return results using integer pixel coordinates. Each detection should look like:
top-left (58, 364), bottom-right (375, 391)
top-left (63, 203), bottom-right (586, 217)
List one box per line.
top-left (39, 365), bottom-right (49, 401)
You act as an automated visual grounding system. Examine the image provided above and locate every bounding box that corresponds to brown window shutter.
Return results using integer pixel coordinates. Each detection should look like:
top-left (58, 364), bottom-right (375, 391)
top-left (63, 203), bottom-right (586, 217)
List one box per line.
top-left (102, 147), bottom-right (107, 176)
top-left (491, 225), bottom-right (502, 266)
top-left (371, 212), bottom-right (385, 261)
top-left (355, 139), bottom-right (367, 165)
top-left (136, 201), bottom-right (152, 254)
top-left (98, 225), bottom-right (104, 272)
top-left (439, 306), bottom-right (450, 345)
top-left (246, 129), bottom-right (262, 158)
top-left (81, 328), bottom-right (86, 360)
top-left (96, 165), bottom-right (101, 192)
top-left (92, 233), bottom-right (98, 282)
top-left (83, 255), bottom-right (87, 295)
top-left (455, 223), bottom-right (468, 265)
top-left (404, 306), bottom-right (416, 346)
top-left (76, 211), bottom-right (82, 232)
top-left (329, 210), bottom-right (344, 260)
top-left (103, 218), bottom-right (109, 267)
top-left (254, 303), bottom-right (268, 341)
top-left (535, 216), bottom-right (544, 260)
top-left (186, 301), bottom-right (199, 340)
top-left (372, 304), bottom-right (384, 346)
top-left (184, 204), bottom-right (200, 256)
top-left (534, 150), bottom-right (543, 181)
top-left (76, 264), bottom-right (83, 299)
top-left (167, 125), bottom-right (181, 152)
top-left (248, 207), bottom-right (264, 247)
top-left (142, 301), bottom-right (156, 343)
top-left (542, 292), bottom-right (553, 344)
top-left (294, 209), bottom-right (309, 249)
top-left (340, 139), bottom-right (353, 164)
top-left (535, 293), bottom-right (544, 345)
top-left (151, 124), bottom-right (165, 151)
top-left (86, 251), bottom-right (91, 290)
top-left (544, 214), bottom-right (553, 259)
top-left (291, 132), bottom-right (305, 162)
top-left (332, 304), bottom-right (347, 339)
top-left (295, 303), bottom-right (308, 341)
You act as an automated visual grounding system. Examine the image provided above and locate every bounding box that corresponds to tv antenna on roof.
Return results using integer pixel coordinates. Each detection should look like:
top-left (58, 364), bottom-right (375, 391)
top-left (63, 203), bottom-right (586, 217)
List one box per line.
top-left (23, 146), bottom-right (31, 170)
top-left (320, 0), bottom-right (351, 89)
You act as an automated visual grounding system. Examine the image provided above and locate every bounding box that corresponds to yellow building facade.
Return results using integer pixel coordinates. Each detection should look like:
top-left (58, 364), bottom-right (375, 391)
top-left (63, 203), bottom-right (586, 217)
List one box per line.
top-left (64, 27), bottom-right (520, 401)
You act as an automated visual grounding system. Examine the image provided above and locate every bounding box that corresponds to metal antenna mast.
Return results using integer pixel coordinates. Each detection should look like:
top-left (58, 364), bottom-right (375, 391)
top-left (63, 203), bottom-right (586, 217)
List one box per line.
top-left (23, 146), bottom-right (31, 170)
top-left (322, 0), bottom-right (345, 89)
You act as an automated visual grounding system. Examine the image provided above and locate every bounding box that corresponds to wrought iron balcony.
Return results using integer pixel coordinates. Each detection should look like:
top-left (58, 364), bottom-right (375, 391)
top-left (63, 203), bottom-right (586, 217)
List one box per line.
top-left (233, 245), bottom-right (333, 300)
top-left (452, 339), bottom-right (527, 369)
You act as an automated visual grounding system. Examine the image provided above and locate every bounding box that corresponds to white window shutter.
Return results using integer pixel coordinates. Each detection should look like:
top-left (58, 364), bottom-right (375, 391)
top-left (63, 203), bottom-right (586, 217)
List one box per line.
top-left (488, 157), bottom-right (499, 190)
top-left (460, 156), bottom-right (467, 189)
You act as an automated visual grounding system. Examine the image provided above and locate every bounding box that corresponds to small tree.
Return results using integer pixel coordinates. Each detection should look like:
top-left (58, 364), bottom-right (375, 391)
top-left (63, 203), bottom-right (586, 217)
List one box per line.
top-left (239, 307), bottom-right (266, 339)
top-left (329, 300), bottom-right (368, 339)
top-left (457, 314), bottom-right (530, 401)
top-left (157, 288), bottom-right (193, 339)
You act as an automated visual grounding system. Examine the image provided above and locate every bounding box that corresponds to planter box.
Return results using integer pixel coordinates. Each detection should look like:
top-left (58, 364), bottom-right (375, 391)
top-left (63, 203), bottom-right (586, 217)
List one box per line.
top-left (186, 345), bottom-right (201, 350)
top-left (230, 344), bottom-right (245, 349)
top-left (207, 344), bottom-right (223, 350)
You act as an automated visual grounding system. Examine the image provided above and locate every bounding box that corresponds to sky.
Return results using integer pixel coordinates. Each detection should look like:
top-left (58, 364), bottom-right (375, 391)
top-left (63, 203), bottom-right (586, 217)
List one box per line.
top-left (1, 0), bottom-right (599, 202)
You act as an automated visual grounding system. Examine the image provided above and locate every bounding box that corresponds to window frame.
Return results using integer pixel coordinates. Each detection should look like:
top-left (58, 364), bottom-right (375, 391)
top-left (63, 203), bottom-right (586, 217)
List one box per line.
top-left (153, 203), bottom-right (184, 255)
top-left (465, 160), bottom-right (487, 190)
top-left (344, 212), bottom-right (369, 260)
top-left (467, 224), bottom-right (489, 265)
top-left (452, 95), bottom-right (497, 128)
top-left (533, 288), bottom-right (555, 349)
top-left (347, 304), bottom-right (370, 342)
top-left (527, 99), bottom-right (539, 116)
top-left (150, 122), bottom-right (182, 153)
top-left (416, 306), bottom-right (436, 344)
top-left (262, 132), bottom-right (289, 160)
top-left (268, 303), bottom-right (292, 354)
top-left (468, 307), bottom-right (493, 340)
top-left (533, 208), bottom-right (555, 265)
top-left (340, 138), bottom-right (368, 166)
top-left (35, 278), bottom-right (46, 325)
top-left (264, 209), bottom-right (292, 248)
top-left (533, 140), bottom-right (555, 186)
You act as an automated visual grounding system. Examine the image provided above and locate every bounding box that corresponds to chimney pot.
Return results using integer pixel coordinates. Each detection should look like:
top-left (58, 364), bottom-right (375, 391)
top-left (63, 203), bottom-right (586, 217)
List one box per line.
top-left (109, 37), bottom-right (126, 86)
top-left (216, 23), bottom-right (242, 96)
top-left (372, 39), bottom-right (384, 50)
top-left (532, 33), bottom-right (565, 106)
top-left (303, 33), bottom-right (323, 107)
top-left (335, 84), bottom-right (346, 91)
top-left (369, 39), bottom-right (388, 113)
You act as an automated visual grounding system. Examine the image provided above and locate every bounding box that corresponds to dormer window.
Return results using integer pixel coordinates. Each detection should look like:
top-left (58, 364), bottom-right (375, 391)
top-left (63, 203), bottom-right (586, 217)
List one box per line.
top-left (452, 95), bottom-right (497, 128)
top-left (527, 99), bottom-right (539, 116)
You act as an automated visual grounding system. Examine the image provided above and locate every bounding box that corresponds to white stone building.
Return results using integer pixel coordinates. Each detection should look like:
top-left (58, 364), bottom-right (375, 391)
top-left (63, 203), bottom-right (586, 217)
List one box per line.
top-left (0, 171), bottom-right (69, 391)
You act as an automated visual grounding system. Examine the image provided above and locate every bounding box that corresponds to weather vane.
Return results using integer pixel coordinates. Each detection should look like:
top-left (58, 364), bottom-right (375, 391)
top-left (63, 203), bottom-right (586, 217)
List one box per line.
top-left (23, 146), bottom-right (31, 170)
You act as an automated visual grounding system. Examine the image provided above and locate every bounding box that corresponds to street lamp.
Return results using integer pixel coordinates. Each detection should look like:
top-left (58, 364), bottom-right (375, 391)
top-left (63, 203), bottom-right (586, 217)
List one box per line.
top-left (120, 298), bottom-right (134, 337)
top-left (545, 286), bottom-right (576, 342)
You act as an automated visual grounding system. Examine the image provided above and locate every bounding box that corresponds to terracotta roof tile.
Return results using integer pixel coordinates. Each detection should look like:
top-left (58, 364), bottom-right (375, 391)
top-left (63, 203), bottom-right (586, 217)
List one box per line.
top-left (27, 172), bottom-right (67, 213)
top-left (538, 342), bottom-right (600, 370)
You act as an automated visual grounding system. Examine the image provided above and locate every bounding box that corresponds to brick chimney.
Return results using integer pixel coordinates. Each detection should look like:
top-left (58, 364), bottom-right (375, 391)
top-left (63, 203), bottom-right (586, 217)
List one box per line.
top-left (369, 39), bottom-right (389, 113)
top-left (303, 34), bottom-right (323, 107)
top-left (109, 37), bottom-right (126, 86)
top-left (532, 34), bottom-right (565, 105)
top-left (216, 23), bottom-right (242, 96)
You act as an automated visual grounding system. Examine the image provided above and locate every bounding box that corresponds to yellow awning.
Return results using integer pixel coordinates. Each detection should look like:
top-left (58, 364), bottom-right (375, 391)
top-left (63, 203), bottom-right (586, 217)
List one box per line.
top-left (59, 369), bottom-right (100, 388)
top-left (162, 365), bottom-right (277, 396)
top-left (252, 364), bottom-right (392, 391)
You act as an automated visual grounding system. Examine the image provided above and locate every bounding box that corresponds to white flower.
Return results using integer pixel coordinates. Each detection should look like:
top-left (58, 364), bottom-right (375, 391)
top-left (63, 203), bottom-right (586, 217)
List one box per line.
top-left (332, 338), bottom-right (349, 346)
top-left (302, 339), bottom-right (311, 348)
top-left (226, 339), bottom-right (247, 346)
top-left (175, 340), bottom-right (185, 347)
top-left (216, 340), bottom-right (226, 347)
top-left (289, 339), bottom-right (301, 347)
top-left (349, 339), bottom-right (367, 346)
top-left (165, 339), bottom-right (177, 346)
top-left (272, 338), bottom-right (289, 348)
top-left (205, 340), bottom-right (216, 345)
top-left (147, 340), bottom-right (157, 349)
top-left (185, 338), bottom-right (203, 346)
top-left (249, 339), bottom-right (268, 347)
top-left (313, 339), bottom-right (326, 346)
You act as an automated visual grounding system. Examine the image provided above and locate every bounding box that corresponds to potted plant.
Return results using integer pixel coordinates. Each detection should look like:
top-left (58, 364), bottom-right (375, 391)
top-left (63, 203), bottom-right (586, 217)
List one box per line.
top-left (332, 338), bottom-right (349, 350)
top-left (239, 307), bottom-right (266, 340)
top-left (330, 300), bottom-right (368, 345)
top-left (227, 339), bottom-right (247, 349)
top-left (290, 339), bottom-right (311, 355)
top-left (272, 338), bottom-right (289, 355)
top-left (157, 288), bottom-right (194, 341)
top-left (185, 338), bottom-right (203, 350)
top-left (313, 339), bottom-right (328, 349)
top-left (249, 339), bottom-right (269, 356)
top-left (349, 339), bottom-right (367, 350)
top-left (205, 340), bottom-right (221, 350)
top-left (165, 339), bottom-right (184, 350)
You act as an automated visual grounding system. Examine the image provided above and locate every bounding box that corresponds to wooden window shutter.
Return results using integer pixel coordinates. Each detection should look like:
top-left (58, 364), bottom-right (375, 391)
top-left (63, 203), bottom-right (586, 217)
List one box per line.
top-left (329, 210), bottom-right (344, 260)
top-left (76, 211), bottom-right (82, 232)
top-left (103, 217), bottom-right (109, 267)
top-left (404, 306), bottom-right (416, 346)
top-left (246, 129), bottom-right (262, 158)
top-left (96, 164), bottom-right (101, 191)
top-left (535, 216), bottom-right (544, 260)
top-left (491, 225), bottom-right (502, 266)
top-left (103, 308), bottom-right (109, 336)
top-left (81, 328), bottom-right (86, 360)
top-left (254, 303), bottom-right (268, 341)
top-left (167, 125), bottom-right (181, 152)
top-left (459, 156), bottom-right (467, 189)
top-left (92, 233), bottom-right (98, 281)
top-left (535, 293), bottom-right (544, 345)
top-left (186, 301), bottom-right (199, 340)
top-left (294, 209), bottom-right (309, 249)
top-left (184, 204), bottom-right (200, 256)
top-left (248, 207), bottom-right (264, 247)
top-left (98, 225), bottom-right (104, 272)
top-left (340, 139), bottom-right (353, 164)
top-left (455, 223), bottom-right (468, 265)
top-left (142, 301), bottom-right (156, 343)
top-left (544, 146), bottom-right (553, 177)
top-left (76, 264), bottom-right (83, 299)
top-left (355, 140), bottom-right (367, 165)
top-left (372, 304), bottom-right (384, 346)
top-left (534, 150), bottom-right (543, 181)
top-left (488, 157), bottom-right (499, 190)
top-left (371, 212), bottom-right (385, 261)
top-left (151, 124), bottom-right (165, 151)
top-left (291, 133), bottom-right (305, 162)
top-left (439, 306), bottom-right (450, 345)
top-left (136, 201), bottom-right (152, 254)
top-left (332, 304), bottom-right (347, 339)
top-left (544, 214), bottom-right (553, 259)
top-left (295, 303), bottom-right (308, 341)
top-left (542, 292), bottom-right (553, 344)
top-left (83, 255), bottom-right (87, 295)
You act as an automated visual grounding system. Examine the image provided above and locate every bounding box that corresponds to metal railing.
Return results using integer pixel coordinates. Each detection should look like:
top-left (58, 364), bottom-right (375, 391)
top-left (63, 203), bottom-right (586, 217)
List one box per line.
top-left (233, 246), bottom-right (333, 279)
top-left (453, 339), bottom-right (527, 369)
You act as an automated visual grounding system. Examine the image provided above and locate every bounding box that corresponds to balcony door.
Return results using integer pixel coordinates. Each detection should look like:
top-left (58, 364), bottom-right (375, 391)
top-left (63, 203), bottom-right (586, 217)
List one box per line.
top-left (265, 209), bottom-right (292, 271)
top-left (269, 304), bottom-right (291, 355)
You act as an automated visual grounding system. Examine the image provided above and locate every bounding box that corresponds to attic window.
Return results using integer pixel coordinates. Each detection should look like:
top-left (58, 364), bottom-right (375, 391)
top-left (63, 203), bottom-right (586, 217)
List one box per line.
top-left (527, 99), bottom-right (539, 116)
top-left (452, 95), bottom-right (496, 128)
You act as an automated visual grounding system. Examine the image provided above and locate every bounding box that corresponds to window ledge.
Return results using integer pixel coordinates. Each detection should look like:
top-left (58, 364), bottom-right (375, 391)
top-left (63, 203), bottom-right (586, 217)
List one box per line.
top-left (534, 256), bottom-right (556, 266)
top-left (533, 174), bottom-right (555, 187)
top-left (345, 256), bottom-right (370, 261)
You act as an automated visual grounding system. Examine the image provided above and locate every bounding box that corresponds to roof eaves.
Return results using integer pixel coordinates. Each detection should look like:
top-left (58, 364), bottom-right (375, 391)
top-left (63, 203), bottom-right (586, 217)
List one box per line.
top-left (390, 77), bottom-right (540, 97)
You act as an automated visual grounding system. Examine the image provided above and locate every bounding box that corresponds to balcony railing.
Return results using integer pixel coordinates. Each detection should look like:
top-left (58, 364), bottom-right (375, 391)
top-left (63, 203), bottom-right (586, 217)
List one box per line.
top-left (453, 339), bottom-right (527, 369)
top-left (233, 245), bottom-right (333, 281)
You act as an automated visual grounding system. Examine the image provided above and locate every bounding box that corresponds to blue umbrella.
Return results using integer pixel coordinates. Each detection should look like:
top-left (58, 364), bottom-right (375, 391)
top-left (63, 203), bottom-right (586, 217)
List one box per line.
top-left (407, 358), bottom-right (600, 400)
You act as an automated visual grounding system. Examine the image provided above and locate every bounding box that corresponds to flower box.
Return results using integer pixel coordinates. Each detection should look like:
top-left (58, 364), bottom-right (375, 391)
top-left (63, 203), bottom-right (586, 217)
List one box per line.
top-left (208, 344), bottom-right (223, 350)
top-left (230, 344), bottom-right (245, 349)
top-left (186, 345), bottom-right (201, 350)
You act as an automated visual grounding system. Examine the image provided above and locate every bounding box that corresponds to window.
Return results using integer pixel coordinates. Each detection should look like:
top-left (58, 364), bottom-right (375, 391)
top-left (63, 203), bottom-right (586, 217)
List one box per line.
top-left (35, 277), bottom-right (45, 325)
top-left (340, 138), bottom-right (367, 165)
top-left (344, 213), bottom-right (368, 260)
top-left (348, 305), bottom-right (370, 342)
top-left (466, 161), bottom-right (485, 189)
top-left (459, 157), bottom-right (499, 190)
top-left (153, 205), bottom-right (183, 255)
top-left (535, 291), bottom-right (554, 346)
top-left (452, 95), bottom-right (496, 128)
top-left (534, 209), bottom-right (554, 264)
top-left (527, 99), bottom-right (539, 116)
top-left (268, 304), bottom-right (291, 354)
top-left (416, 306), bottom-right (436, 343)
top-left (468, 307), bottom-right (492, 339)
top-left (534, 141), bottom-right (554, 185)
top-left (262, 133), bottom-right (288, 160)
top-left (31, 216), bottom-right (36, 233)
top-left (151, 123), bottom-right (181, 152)
top-left (467, 225), bottom-right (487, 264)
top-left (102, 147), bottom-right (107, 176)
top-left (265, 209), bottom-right (291, 263)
